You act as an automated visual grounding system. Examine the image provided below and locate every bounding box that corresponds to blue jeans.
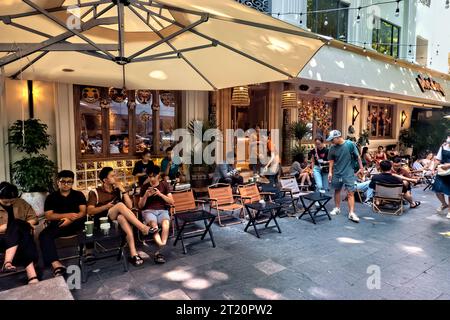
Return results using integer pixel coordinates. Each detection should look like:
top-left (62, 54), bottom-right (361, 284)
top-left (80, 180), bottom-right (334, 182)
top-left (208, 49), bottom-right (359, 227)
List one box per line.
top-left (356, 180), bottom-right (373, 200)
top-left (313, 165), bottom-right (329, 191)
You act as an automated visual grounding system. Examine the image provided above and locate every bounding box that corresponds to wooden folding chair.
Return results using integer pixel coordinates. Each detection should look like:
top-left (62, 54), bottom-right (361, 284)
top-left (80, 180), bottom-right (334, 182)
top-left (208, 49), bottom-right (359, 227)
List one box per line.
top-left (372, 183), bottom-right (404, 215)
top-left (171, 189), bottom-right (216, 254)
top-left (279, 176), bottom-right (311, 215)
top-left (237, 183), bottom-right (275, 204)
top-left (207, 183), bottom-right (244, 227)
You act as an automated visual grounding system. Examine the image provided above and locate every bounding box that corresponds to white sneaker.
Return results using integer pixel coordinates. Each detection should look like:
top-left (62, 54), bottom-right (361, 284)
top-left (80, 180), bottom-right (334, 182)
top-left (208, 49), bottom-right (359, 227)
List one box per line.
top-left (330, 207), bottom-right (341, 216)
top-left (348, 212), bottom-right (360, 223)
top-left (446, 212), bottom-right (450, 219)
top-left (437, 205), bottom-right (449, 214)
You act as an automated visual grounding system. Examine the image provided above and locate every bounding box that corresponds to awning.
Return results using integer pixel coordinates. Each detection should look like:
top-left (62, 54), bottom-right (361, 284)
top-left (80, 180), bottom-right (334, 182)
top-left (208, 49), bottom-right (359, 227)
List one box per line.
top-left (0, 0), bottom-right (326, 90)
top-left (298, 45), bottom-right (450, 107)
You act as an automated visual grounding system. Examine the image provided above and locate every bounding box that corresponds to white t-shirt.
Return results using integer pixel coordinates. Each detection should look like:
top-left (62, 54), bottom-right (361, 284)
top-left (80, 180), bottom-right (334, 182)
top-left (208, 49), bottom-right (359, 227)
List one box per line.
top-left (436, 144), bottom-right (450, 161)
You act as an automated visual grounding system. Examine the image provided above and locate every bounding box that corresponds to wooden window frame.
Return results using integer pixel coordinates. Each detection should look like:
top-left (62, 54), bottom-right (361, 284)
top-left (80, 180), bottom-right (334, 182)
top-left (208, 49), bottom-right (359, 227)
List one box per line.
top-left (74, 85), bottom-right (181, 162)
top-left (367, 102), bottom-right (394, 139)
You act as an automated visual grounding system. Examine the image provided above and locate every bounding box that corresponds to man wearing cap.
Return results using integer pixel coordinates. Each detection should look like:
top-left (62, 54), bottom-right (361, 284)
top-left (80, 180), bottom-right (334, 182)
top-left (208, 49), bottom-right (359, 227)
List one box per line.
top-left (326, 130), bottom-right (364, 223)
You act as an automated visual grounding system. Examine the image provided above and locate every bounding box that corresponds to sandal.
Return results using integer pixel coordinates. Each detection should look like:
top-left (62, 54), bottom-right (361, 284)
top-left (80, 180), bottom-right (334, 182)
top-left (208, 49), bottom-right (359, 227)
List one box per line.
top-left (154, 253), bottom-right (166, 264)
top-left (1, 261), bottom-right (17, 273)
top-left (128, 255), bottom-right (144, 266)
top-left (27, 276), bottom-right (39, 284)
top-left (410, 201), bottom-right (421, 209)
top-left (144, 226), bottom-right (160, 236)
top-left (52, 266), bottom-right (67, 277)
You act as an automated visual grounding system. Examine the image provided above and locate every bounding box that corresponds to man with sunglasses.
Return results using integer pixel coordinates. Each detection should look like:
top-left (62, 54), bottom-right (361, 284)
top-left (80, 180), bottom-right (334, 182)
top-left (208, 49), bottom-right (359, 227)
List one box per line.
top-left (39, 170), bottom-right (87, 277)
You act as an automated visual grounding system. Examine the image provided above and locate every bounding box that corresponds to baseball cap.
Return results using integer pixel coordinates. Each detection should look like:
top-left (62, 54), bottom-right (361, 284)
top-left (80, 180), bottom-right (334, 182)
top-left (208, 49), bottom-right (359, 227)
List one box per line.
top-left (326, 130), bottom-right (342, 141)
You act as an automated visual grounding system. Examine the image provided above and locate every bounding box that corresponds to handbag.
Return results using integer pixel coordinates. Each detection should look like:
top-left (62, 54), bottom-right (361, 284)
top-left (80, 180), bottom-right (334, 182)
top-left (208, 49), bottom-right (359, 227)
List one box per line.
top-left (315, 146), bottom-right (329, 174)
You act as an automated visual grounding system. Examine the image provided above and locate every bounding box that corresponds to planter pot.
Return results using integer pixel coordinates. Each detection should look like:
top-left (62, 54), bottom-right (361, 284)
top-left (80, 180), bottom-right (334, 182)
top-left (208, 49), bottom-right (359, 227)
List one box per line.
top-left (405, 147), bottom-right (413, 156)
top-left (21, 192), bottom-right (48, 218)
top-left (189, 165), bottom-right (211, 189)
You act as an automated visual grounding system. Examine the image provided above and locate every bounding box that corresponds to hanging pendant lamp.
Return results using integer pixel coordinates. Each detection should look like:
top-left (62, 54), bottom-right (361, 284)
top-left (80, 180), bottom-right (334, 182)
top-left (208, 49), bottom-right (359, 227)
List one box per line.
top-left (231, 86), bottom-right (250, 107)
top-left (281, 90), bottom-right (297, 108)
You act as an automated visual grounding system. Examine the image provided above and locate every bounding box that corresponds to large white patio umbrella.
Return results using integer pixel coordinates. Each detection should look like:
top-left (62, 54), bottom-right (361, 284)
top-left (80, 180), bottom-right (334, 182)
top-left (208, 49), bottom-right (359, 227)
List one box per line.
top-left (0, 0), bottom-right (327, 90)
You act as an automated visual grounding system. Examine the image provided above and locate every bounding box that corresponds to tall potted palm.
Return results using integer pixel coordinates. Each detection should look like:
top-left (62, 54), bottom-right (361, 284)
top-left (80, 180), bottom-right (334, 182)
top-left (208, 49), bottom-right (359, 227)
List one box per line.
top-left (187, 119), bottom-right (219, 188)
top-left (290, 121), bottom-right (311, 160)
top-left (8, 119), bottom-right (56, 217)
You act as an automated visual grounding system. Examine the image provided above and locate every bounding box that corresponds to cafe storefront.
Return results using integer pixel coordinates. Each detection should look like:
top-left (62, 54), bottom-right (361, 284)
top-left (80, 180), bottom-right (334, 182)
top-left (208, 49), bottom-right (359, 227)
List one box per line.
top-left (211, 42), bottom-right (450, 167)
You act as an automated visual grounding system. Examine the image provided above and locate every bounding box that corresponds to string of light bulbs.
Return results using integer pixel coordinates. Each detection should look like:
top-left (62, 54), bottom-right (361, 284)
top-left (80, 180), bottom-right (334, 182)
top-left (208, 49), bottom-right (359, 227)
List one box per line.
top-left (270, 0), bottom-right (449, 20)
top-left (342, 40), bottom-right (441, 56)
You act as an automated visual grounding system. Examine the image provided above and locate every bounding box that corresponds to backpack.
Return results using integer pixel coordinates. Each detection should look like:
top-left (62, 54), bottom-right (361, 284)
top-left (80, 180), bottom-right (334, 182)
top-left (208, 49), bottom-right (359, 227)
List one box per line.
top-left (345, 141), bottom-right (360, 173)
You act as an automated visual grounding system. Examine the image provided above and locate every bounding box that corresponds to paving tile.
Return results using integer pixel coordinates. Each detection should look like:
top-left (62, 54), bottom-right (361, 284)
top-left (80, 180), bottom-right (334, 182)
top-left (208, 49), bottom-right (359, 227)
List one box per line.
top-left (254, 259), bottom-right (286, 276)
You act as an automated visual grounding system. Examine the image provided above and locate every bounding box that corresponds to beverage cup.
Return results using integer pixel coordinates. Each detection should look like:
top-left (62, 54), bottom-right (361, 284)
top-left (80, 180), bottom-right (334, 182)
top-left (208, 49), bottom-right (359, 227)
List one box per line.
top-left (100, 223), bottom-right (110, 236)
top-left (84, 221), bottom-right (94, 237)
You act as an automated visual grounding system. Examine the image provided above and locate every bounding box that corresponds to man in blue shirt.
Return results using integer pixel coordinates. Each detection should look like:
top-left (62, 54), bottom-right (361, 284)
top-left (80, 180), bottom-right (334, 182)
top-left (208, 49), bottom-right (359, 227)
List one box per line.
top-left (161, 147), bottom-right (184, 183)
top-left (327, 130), bottom-right (364, 223)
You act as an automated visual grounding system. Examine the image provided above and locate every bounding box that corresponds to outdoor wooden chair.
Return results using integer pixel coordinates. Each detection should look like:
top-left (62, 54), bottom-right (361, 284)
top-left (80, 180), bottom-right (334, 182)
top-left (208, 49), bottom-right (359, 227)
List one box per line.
top-left (279, 176), bottom-right (312, 215)
top-left (171, 189), bottom-right (216, 254)
top-left (237, 183), bottom-right (275, 204)
top-left (372, 183), bottom-right (405, 215)
top-left (207, 183), bottom-right (244, 227)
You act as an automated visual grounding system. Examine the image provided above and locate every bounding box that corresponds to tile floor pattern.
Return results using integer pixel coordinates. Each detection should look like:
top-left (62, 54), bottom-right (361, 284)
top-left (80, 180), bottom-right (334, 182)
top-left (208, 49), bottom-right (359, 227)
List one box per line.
top-left (1, 187), bottom-right (450, 300)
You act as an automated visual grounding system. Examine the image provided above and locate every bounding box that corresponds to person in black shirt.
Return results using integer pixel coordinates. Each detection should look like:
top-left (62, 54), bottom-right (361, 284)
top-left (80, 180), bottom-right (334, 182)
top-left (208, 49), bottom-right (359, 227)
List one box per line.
top-left (39, 170), bottom-right (87, 277)
top-left (309, 137), bottom-right (330, 192)
top-left (0, 182), bottom-right (39, 284)
top-left (132, 149), bottom-right (155, 186)
top-left (369, 160), bottom-right (420, 208)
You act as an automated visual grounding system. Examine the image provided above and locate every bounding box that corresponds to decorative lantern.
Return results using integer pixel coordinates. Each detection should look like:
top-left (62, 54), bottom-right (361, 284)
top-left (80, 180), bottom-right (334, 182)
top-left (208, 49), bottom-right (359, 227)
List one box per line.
top-left (231, 86), bottom-right (250, 107)
top-left (160, 91), bottom-right (175, 107)
top-left (281, 90), bottom-right (297, 108)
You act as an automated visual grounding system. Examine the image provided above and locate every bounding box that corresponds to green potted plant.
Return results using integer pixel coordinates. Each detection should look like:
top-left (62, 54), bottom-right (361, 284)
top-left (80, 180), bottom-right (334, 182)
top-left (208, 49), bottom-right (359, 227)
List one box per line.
top-left (8, 119), bottom-right (56, 217)
top-left (289, 121), bottom-right (311, 160)
top-left (398, 128), bottom-right (415, 156)
top-left (187, 119), bottom-right (219, 188)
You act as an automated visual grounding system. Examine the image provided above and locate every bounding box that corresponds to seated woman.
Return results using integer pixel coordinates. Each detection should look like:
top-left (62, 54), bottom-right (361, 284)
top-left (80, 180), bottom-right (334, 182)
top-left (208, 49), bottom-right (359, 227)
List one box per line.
top-left (0, 182), bottom-right (39, 284)
top-left (290, 153), bottom-right (311, 186)
top-left (289, 153), bottom-right (304, 179)
top-left (361, 147), bottom-right (373, 168)
top-left (375, 146), bottom-right (388, 165)
top-left (299, 162), bottom-right (313, 187)
top-left (420, 152), bottom-right (436, 174)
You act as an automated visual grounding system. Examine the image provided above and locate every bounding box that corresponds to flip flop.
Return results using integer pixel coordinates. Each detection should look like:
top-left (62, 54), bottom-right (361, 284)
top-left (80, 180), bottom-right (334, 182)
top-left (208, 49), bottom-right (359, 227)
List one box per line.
top-left (1, 261), bottom-right (17, 273)
top-left (128, 255), bottom-right (144, 267)
top-left (154, 253), bottom-right (166, 264)
top-left (27, 276), bottom-right (39, 284)
top-left (52, 266), bottom-right (67, 277)
top-left (410, 201), bottom-right (421, 209)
